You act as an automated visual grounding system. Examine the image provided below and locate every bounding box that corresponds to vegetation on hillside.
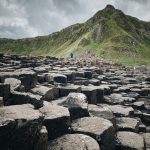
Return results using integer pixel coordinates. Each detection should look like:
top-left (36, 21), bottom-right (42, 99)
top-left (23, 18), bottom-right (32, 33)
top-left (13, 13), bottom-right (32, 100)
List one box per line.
top-left (0, 5), bottom-right (150, 65)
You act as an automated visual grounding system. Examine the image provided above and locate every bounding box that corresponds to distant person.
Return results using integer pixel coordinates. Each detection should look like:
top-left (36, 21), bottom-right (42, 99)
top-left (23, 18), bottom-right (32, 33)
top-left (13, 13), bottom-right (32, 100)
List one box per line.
top-left (70, 53), bottom-right (73, 58)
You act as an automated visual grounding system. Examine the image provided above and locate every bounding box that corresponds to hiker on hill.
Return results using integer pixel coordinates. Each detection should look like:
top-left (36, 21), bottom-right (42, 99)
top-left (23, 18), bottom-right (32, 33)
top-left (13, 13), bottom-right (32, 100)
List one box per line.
top-left (70, 53), bottom-right (73, 58)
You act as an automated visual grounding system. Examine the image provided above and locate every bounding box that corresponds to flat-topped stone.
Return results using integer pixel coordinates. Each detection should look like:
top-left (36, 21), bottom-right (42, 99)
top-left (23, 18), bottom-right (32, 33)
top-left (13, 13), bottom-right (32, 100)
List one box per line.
top-left (0, 83), bottom-right (10, 100)
top-left (116, 117), bottom-right (140, 132)
top-left (45, 73), bottom-right (67, 84)
top-left (59, 84), bottom-right (81, 97)
top-left (31, 85), bottom-right (59, 101)
top-left (0, 104), bottom-right (43, 150)
top-left (40, 103), bottom-right (70, 140)
top-left (53, 93), bottom-right (89, 120)
top-left (142, 133), bottom-right (150, 149)
top-left (48, 134), bottom-right (100, 150)
top-left (71, 117), bottom-right (115, 150)
top-left (4, 78), bottom-right (21, 91)
top-left (88, 104), bottom-right (116, 126)
top-left (106, 105), bottom-right (134, 117)
top-left (10, 91), bottom-right (43, 109)
top-left (105, 93), bottom-right (136, 105)
top-left (116, 131), bottom-right (144, 150)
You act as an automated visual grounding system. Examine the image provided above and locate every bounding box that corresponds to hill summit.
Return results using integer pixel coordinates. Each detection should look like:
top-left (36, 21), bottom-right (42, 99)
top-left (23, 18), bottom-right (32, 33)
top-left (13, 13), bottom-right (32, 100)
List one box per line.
top-left (0, 5), bottom-right (150, 65)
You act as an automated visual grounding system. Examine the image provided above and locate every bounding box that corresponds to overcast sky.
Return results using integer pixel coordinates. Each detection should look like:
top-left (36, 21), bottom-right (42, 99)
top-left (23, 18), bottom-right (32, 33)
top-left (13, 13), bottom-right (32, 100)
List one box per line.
top-left (0, 0), bottom-right (150, 39)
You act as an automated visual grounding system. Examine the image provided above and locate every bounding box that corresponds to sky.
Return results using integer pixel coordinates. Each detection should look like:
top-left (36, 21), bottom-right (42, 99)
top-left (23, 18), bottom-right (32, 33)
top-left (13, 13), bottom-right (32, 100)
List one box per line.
top-left (0, 0), bottom-right (150, 39)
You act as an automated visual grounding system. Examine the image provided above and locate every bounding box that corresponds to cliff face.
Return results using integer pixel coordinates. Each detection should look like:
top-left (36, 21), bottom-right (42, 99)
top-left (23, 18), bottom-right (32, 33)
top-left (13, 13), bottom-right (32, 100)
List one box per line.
top-left (0, 5), bottom-right (150, 64)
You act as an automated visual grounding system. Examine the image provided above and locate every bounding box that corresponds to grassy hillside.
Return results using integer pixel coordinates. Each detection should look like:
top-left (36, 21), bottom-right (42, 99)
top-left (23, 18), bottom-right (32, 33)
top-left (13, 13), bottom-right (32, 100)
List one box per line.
top-left (0, 5), bottom-right (150, 65)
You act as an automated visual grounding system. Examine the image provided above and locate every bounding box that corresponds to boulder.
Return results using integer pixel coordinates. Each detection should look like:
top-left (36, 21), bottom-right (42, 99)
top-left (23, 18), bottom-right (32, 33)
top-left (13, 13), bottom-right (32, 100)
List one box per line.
top-left (0, 69), bottom-right (37, 91)
top-left (0, 97), bottom-right (3, 107)
top-left (62, 71), bottom-right (75, 82)
top-left (133, 101), bottom-right (145, 110)
top-left (59, 84), bottom-right (81, 97)
top-left (48, 134), bottom-right (100, 150)
top-left (10, 91), bottom-right (43, 109)
top-left (16, 69), bottom-right (37, 91)
top-left (89, 79), bottom-right (100, 86)
top-left (0, 104), bottom-right (43, 150)
top-left (116, 131), bottom-right (144, 150)
top-left (0, 83), bottom-right (10, 101)
top-left (45, 73), bottom-right (67, 84)
top-left (81, 86), bottom-right (97, 104)
top-left (104, 93), bottom-right (135, 105)
top-left (4, 78), bottom-right (21, 91)
top-left (142, 133), bottom-right (150, 150)
top-left (107, 105), bottom-right (134, 117)
top-left (84, 71), bottom-right (93, 79)
top-left (31, 85), bottom-right (59, 101)
top-left (40, 103), bottom-right (70, 140)
top-left (71, 117), bottom-right (115, 150)
top-left (92, 86), bottom-right (104, 103)
top-left (88, 104), bottom-right (116, 127)
top-left (56, 93), bottom-right (89, 120)
top-left (35, 126), bottom-right (48, 150)
top-left (142, 110), bottom-right (150, 123)
top-left (116, 117), bottom-right (140, 132)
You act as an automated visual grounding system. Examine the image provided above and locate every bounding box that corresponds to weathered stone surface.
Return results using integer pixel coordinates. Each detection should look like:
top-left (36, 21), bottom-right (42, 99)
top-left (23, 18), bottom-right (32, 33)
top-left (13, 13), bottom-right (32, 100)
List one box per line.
top-left (10, 91), bottom-right (43, 109)
top-left (58, 92), bottom-right (89, 120)
top-left (0, 104), bottom-right (43, 150)
top-left (116, 131), bottom-right (144, 150)
top-left (71, 117), bottom-right (115, 150)
top-left (35, 126), bottom-right (48, 150)
top-left (92, 86), bottom-right (104, 103)
top-left (88, 104), bottom-right (116, 126)
top-left (1, 54), bottom-right (150, 150)
top-left (106, 105), bottom-right (134, 117)
top-left (81, 86), bottom-right (97, 104)
top-left (104, 93), bottom-right (135, 105)
top-left (48, 134), bottom-right (100, 150)
top-left (4, 78), bottom-right (21, 91)
top-left (16, 69), bottom-right (37, 91)
top-left (40, 103), bottom-right (70, 140)
top-left (31, 85), bottom-right (59, 101)
top-left (142, 110), bottom-right (150, 123)
top-left (59, 84), bottom-right (81, 97)
top-left (0, 83), bottom-right (10, 101)
top-left (0, 97), bottom-right (3, 107)
top-left (142, 133), bottom-right (150, 150)
top-left (133, 101), bottom-right (145, 110)
top-left (45, 73), bottom-right (67, 84)
top-left (116, 117), bottom-right (140, 132)
top-left (89, 79), bottom-right (100, 86)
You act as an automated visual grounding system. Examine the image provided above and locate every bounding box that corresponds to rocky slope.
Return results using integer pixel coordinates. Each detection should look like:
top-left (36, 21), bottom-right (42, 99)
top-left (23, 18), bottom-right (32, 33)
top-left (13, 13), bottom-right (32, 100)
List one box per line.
top-left (0, 5), bottom-right (150, 65)
top-left (0, 53), bottom-right (150, 150)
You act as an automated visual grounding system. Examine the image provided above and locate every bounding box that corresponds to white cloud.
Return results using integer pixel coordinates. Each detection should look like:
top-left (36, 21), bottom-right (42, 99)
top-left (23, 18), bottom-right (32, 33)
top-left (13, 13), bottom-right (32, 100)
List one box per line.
top-left (0, 0), bottom-right (149, 39)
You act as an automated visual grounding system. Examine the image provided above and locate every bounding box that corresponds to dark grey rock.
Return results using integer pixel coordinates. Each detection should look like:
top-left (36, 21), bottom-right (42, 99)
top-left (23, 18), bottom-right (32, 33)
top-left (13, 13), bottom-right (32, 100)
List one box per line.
top-left (71, 117), bottom-right (115, 150)
top-left (88, 104), bottom-right (116, 127)
top-left (40, 103), bottom-right (70, 140)
top-left (142, 133), bottom-right (150, 150)
top-left (53, 93), bottom-right (89, 120)
top-left (116, 117), bottom-right (140, 132)
top-left (0, 104), bottom-right (43, 150)
top-left (31, 85), bottom-right (59, 101)
top-left (10, 91), bottom-right (43, 109)
top-left (0, 83), bottom-right (10, 101)
top-left (59, 84), bottom-right (81, 97)
top-left (45, 73), bottom-right (67, 84)
top-left (106, 105), bottom-right (134, 117)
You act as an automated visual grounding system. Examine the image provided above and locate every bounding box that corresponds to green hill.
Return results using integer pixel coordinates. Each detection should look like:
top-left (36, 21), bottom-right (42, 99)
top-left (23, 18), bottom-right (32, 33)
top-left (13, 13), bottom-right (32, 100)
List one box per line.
top-left (0, 5), bottom-right (150, 65)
